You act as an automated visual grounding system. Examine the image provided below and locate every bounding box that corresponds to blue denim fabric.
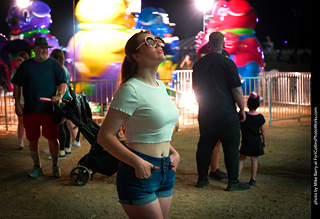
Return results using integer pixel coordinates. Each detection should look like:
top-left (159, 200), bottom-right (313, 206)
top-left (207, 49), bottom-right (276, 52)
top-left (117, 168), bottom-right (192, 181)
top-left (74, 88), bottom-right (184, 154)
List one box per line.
top-left (116, 149), bottom-right (175, 205)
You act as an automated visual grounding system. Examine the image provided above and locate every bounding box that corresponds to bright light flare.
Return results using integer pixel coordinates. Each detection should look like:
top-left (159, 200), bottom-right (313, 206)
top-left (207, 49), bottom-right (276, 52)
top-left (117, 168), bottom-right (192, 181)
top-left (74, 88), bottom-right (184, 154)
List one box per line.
top-left (180, 92), bottom-right (198, 109)
top-left (17, 0), bottom-right (30, 8)
top-left (195, 0), bottom-right (214, 12)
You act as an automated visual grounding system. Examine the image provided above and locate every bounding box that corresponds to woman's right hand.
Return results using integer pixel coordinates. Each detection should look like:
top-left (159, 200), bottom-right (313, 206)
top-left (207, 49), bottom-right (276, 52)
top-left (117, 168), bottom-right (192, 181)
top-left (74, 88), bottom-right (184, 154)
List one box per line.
top-left (134, 159), bottom-right (159, 179)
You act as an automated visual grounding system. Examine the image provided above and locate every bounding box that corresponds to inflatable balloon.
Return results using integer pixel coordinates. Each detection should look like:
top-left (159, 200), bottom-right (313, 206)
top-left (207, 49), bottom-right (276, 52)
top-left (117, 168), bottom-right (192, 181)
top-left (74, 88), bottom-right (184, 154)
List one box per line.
top-left (135, 7), bottom-right (179, 81)
top-left (135, 7), bottom-right (174, 38)
top-left (90, 62), bottom-right (121, 103)
top-left (5, 0), bottom-right (59, 54)
top-left (196, 0), bottom-right (264, 79)
top-left (66, 0), bottom-right (138, 103)
top-left (66, 0), bottom-right (137, 79)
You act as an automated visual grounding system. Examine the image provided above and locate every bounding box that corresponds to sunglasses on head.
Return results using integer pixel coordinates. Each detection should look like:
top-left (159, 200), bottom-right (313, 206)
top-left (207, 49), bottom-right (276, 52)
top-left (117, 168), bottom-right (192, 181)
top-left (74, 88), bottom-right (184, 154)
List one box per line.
top-left (136, 36), bottom-right (165, 50)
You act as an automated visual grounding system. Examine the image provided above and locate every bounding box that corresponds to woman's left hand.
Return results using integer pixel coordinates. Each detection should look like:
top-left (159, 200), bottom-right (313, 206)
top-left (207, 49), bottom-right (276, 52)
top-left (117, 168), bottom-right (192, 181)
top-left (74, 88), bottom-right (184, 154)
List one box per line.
top-left (169, 150), bottom-right (180, 172)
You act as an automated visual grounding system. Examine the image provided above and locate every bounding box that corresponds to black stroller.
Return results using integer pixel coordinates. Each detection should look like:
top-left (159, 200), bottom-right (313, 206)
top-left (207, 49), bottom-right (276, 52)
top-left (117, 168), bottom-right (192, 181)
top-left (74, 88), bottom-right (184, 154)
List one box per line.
top-left (54, 88), bottom-right (121, 186)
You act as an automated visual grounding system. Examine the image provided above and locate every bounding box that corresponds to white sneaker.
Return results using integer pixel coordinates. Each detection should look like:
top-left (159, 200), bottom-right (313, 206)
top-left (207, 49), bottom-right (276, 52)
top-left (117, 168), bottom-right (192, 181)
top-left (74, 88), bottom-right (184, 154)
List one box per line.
top-left (70, 140), bottom-right (81, 148)
top-left (43, 149), bottom-right (50, 154)
top-left (48, 154), bottom-right (66, 160)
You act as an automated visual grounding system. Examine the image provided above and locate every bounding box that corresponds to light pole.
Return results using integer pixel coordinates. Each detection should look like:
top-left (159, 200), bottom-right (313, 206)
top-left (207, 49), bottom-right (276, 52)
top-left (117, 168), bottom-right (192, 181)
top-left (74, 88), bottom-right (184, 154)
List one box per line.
top-left (195, 0), bottom-right (214, 32)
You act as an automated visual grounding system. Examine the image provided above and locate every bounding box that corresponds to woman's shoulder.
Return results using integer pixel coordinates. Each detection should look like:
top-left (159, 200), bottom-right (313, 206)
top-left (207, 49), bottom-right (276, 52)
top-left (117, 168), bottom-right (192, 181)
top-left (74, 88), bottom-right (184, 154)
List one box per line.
top-left (120, 78), bottom-right (137, 89)
top-left (116, 80), bottom-right (137, 95)
top-left (156, 79), bottom-right (165, 87)
top-left (125, 78), bottom-right (164, 90)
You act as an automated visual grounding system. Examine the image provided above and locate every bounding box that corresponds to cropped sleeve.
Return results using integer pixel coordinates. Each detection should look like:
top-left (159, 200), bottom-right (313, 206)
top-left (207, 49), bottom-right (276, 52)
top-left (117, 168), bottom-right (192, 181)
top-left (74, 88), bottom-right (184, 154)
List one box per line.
top-left (109, 83), bottom-right (138, 116)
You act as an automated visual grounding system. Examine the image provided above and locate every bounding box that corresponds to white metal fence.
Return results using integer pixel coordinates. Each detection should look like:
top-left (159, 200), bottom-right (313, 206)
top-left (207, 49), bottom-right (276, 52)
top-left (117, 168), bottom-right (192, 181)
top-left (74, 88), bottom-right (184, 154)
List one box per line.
top-left (172, 70), bottom-right (311, 126)
top-left (0, 90), bottom-right (15, 131)
top-left (0, 71), bottom-right (311, 131)
top-left (264, 72), bottom-right (311, 125)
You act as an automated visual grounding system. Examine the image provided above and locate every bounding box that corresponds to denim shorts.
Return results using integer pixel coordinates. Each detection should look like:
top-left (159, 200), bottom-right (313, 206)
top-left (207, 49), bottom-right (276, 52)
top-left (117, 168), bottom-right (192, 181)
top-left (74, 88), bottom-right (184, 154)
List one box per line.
top-left (116, 149), bottom-right (176, 205)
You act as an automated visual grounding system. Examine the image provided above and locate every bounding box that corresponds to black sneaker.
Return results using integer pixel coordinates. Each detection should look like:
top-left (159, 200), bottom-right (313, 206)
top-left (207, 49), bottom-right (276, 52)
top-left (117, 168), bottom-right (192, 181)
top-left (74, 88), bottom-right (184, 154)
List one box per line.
top-left (209, 169), bottom-right (228, 179)
top-left (196, 176), bottom-right (209, 188)
top-left (226, 181), bottom-right (250, 191)
top-left (250, 179), bottom-right (257, 186)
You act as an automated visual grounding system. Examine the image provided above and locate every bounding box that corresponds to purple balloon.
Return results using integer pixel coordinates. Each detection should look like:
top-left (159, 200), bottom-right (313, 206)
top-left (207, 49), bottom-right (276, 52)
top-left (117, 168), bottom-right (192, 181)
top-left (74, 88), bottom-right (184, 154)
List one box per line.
top-left (6, 0), bottom-right (52, 34)
top-left (4, 0), bottom-right (59, 54)
top-left (88, 62), bottom-right (121, 103)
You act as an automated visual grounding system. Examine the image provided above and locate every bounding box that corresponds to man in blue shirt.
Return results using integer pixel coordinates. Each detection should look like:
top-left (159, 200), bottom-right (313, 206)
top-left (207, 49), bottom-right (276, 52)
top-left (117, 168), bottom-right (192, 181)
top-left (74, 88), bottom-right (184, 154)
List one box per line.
top-left (11, 37), bottom-right (67, 178)
top-left (192, 32), bottom-right (249, 191)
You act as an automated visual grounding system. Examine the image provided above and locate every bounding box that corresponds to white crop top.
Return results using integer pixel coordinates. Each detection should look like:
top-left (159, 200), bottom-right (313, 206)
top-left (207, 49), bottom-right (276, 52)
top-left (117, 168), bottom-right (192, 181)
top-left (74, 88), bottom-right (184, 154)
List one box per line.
top-left (110, 78), bottom-right (179, 143)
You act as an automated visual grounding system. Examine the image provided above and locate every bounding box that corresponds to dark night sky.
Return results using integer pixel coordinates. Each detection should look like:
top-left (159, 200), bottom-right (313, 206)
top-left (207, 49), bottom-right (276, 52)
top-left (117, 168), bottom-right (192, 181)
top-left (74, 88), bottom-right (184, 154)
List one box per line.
top-left (0, 0), bottom-right (312, 49)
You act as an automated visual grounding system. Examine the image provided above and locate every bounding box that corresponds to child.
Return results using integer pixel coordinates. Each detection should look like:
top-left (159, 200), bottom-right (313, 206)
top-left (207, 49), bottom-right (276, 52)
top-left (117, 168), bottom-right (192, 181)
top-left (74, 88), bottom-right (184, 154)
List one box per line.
top-left (238, 92), bottom-right (266, 186)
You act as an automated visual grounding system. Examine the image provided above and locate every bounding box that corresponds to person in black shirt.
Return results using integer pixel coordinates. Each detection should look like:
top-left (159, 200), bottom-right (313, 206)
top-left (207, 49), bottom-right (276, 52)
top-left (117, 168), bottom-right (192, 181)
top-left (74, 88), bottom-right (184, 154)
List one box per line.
top-left (209, 49), bottom-right (231, 180)
top-left (192, 32), bottom-right (249, 191)
top-left (11, 37), bottom-right (66, 178)
top-left (238, 92), bottom-right (266, 186)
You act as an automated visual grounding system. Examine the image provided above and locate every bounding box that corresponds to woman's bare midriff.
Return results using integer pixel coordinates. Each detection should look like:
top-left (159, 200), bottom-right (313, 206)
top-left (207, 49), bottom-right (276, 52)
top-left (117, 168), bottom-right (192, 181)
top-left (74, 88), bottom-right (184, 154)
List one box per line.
top-left (127, 141), bottom-right (171, 158)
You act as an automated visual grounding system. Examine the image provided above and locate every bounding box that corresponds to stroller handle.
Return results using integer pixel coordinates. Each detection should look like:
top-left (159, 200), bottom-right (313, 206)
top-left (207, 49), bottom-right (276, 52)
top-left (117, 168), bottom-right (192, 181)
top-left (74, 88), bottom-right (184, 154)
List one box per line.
top-left (40, 97), bottom-right (52, 102)
top-left (40, 97), bottom-right (61, 107)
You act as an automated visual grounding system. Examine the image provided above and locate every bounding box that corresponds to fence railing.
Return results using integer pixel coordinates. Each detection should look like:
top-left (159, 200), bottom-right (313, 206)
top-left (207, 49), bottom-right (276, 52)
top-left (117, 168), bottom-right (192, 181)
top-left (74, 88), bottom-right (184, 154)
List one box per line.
top-left (0, 71), bottom-right (311, 131)
top-left (0, 90), bottom-right (15, 131)
top-left (171, 70), bottom-right (311, 126)
top-left (264, 72), bottom-right (311, 125)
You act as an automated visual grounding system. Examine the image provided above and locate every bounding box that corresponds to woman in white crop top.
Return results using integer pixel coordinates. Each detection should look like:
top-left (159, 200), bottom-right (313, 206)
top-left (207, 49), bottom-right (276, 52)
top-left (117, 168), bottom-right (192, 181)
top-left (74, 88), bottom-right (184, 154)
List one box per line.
top-left (97, 30), bottom-right (180, 218)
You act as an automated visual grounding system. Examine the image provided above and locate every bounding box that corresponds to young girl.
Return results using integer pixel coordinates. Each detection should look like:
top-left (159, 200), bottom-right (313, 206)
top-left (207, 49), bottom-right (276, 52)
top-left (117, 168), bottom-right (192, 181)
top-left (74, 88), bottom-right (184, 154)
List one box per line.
top-left (238, 92), bottom-right (266, 186)
top-left (97, 30), bottom-right (180, 219)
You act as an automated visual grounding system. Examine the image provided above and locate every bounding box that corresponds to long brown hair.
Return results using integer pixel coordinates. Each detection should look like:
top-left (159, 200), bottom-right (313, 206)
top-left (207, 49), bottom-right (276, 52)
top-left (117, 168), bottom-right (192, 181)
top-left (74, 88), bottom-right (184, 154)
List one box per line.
top-left (17, 51), bottom-right (30, 61)
top-left (49, 49), bottom-right (65, 66)
top-left (119, 30), bottom-right (151, 86)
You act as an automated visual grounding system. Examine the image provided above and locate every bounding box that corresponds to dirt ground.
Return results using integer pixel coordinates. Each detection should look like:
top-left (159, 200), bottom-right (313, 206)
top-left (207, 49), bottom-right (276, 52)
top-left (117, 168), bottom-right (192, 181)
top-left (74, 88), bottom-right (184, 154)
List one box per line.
top-left (0, 118), bottom-right (312, 219)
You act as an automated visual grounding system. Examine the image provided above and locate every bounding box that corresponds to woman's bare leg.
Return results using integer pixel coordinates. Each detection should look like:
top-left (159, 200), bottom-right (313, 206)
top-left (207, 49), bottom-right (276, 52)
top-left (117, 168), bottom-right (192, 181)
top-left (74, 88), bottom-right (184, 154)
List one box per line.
top-left (122, 196), bottom-right (172, 219)
top-left (158, 196), bottom-right (173, 219)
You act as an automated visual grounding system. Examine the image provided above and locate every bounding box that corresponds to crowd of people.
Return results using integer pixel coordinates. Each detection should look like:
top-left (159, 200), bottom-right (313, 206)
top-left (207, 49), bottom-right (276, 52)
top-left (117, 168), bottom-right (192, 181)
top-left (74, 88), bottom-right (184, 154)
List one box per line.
top-left (10, 37), bottom-right (80, 178)
top-left (7, 32), bottom-right (266, 218)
